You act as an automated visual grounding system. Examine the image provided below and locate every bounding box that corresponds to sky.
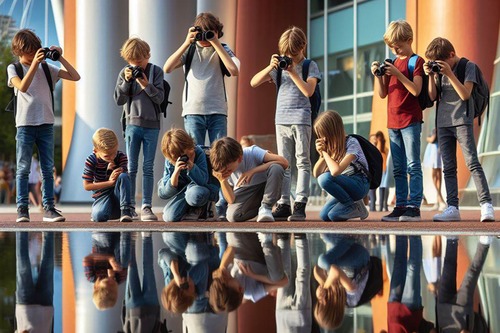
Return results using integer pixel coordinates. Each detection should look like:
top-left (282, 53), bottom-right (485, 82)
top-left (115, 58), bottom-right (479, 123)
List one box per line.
top-left (0, 0), bottom-right (59, 46)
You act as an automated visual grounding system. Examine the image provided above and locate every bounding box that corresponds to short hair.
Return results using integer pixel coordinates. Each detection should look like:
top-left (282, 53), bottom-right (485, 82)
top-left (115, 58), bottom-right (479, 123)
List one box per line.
top-left (93, 278), bottom-right (118, 310)
top-left (11, 29), bottom-right (42, 57)
top-left (161, 128), bottom-right (195, 163)
top-left (92, 128), bottom-right (119, 152)
top-left (314, 282), bottom-right (347, 330)
top-left (383, 20), bottom-right (413, 47)
top-left (425, 37), bottom-right (456, 61)
top-left (209, 277), bottom-right (244, 313)
top-left (161, 281), bottom-right (195, 314)
top-left (239, 135), bottom-right (255, 148)
top-left (278, 26), bottom-right (307, 56)
top-left (194, 12), bottom-right (224, 38)
top-left (210, 137), bottom-right (243, 172)
top-left (120, 37), bottom-right (151, 62)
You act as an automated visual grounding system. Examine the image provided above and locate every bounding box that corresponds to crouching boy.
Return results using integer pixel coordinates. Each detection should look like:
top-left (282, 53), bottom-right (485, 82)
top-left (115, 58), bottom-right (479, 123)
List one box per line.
top-left (82, 128), bottom-right (133, 222)
top-left (210, 137), bottom-right (288, 222)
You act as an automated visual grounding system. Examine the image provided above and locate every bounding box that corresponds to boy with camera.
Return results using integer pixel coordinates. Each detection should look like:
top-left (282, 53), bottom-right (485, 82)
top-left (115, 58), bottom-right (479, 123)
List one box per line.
top-left (424, 37), bottom-right (495, 222)
top-left (7, 29), bottom-right (80, 223)
top-left (371, 20), bottom-right (424, 222)
top-left (114, 37), bottom-right (165, 221)
top-left (157, 128), bottom-right (213, 222)
top-left (250, 26), bottom-right (321, 221)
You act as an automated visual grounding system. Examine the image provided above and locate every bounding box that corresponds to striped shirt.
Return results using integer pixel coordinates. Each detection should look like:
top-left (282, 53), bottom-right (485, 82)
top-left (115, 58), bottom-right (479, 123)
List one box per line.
top-left (82, 151), bottom-right (128, 198)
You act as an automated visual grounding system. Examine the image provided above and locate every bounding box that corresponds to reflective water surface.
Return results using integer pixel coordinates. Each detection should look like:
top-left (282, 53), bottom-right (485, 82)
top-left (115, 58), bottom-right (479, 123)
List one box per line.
top-left (0, 232), bottom-right (498, 333)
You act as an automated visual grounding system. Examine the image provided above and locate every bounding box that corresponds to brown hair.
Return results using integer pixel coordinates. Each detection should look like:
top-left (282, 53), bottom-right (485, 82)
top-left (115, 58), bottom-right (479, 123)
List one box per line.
top-left (239, 135), bottom-right (255, 148)
top-left (313, 110), bottom-right (346, 163)
top-left (120, 37), bottom-right (151, 62)
top-left (11, 29), bottom-right (42, 57)
top-left (93, 278), bottom-right (118, 310)
top-left (194, 12), bottom-right (224, 38)
top-left (314, 281), bottom-right (347, 330)
top-left (383, 20), bottom-right (413, 47)
top-left (161, 128), bottom-right (195, 164)
top-left (209, 137), bottom-right (243, 172)
top-left (92, 128), bottom-right (119, 152)
top-left (161, 281), bottom-right (195, 314)
top-left (278, 26), bottom-right (307, 57)
top-left (209, 277), bottom-right (244, 313)
top-left (425, 37), bottom-right (455, 61)
top-left (375, 131), bottom-right (386, 154)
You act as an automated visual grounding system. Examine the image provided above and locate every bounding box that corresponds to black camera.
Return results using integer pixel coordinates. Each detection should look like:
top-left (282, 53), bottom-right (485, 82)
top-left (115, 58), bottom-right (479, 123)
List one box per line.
top-left (193, 26), bottom-right (215, 41)
top-left (374, 58), bottom-right (393, 76)
top-left (427, 61), bottom-right (441, 73)
top-left (277, 56), bottom-right (292, 69)
top-left (127, 65), bottom-right (144, 80)
top-left (42, 47), bottom-right (60, 61)
top-left (179, 155), bottom-right (189, 163)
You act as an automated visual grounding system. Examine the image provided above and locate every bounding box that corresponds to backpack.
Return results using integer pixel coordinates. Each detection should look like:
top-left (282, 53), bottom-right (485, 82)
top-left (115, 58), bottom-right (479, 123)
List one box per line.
top-left (355, 256), bottom-right (383, 306)
top-left (184, 42), bottom-right (231, 102)
top-left (455, 57), bottom-right (490, 126)
top-left (348, 134), bottom-right (383, 189)
top-left (408, 54), bottom-right (434, 110)
top-left (5, 61), bottom-right (54, 114)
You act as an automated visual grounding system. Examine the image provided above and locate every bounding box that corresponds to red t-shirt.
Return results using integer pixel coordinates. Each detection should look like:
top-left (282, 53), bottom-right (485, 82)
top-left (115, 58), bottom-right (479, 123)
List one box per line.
top-left (387, 302), bottom-right (423, 333)
top-left (387, 55), bottom-right (424, 129)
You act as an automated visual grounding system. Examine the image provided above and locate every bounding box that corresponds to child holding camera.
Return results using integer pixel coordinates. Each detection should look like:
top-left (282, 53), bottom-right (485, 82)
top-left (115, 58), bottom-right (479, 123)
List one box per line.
top-left (7, 29), bottom-right (80, 223)
top-left (424, 37), bottom-right (495, 222)
top-left (114, 37), bottom-right (165, 222)
top-left (250, 26), bottom-right (321, 221)
top-left (371, 20), bottom-right (424, 222)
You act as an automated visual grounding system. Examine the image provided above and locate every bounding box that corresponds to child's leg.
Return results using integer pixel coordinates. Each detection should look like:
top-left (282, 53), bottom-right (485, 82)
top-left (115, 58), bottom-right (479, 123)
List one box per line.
top-left (15, 127), bottom-right (35, 208)
top-left (318, 235), bottom-right (355, 269)
top-left (262, 164), bottom-right (285, 207)
top-left (389, 236), bottom-right (408, 303)
top-left (162, 192), bottom-right (189, 222)
top-left (184, 184), bottom-right (210, 208)
top-left (388, 129), bottom-right (408, 207)
top-left (119, 232), bottom-right (132, 267)
top-left (292, 236), bottom-right (312, 310)
top-left (400, 236), bottom-right (422, 310)
top-left (35, 124), bottom-right (55, 209)
top-left (369, 189), bottom-right (376, 211)
top-left (124, 125), bottom-right (142, 209)
top-left (438, 238), bottom-right (458, 304)
top-left (455, 124), bottom-right (492, 205)
top-left (276, 236), bottom-right (293, 309)
top-left (184, 115), bottom-right (207, 145)
top-left (438, 127), bottom-right (459, 208)
top-left (207, 114), bottom-right (227, 144)
top-left (16, 232), bottom-right (35, 304)
top-left (36, 232), bottom-right (54, 306)
top-left (261, 236), bottom-right (285, 282)
top-left (226, 184), bottom-right (265, 222)
top-left (91, 193), bottom-right (117, 222)
top-left (125, 237), bottom-right (143, 308)
top-left (275, 125), bottom-right (293, 206)
top-left (141, 128), bottom-right (160, 208)
top-left (319, 196), bottom-right (339, 221)
top-left (141, 234), bottom-right (159, 305)
top-left (293, 125), bottom-right (311, 204)
top-left (114, 173), bottom-right (132, 212)
top-left (400, 123), bottom-right (423, 207)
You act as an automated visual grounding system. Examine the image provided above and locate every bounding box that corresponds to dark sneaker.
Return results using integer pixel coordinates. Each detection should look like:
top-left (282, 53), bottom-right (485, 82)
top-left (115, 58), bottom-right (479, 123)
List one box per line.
top-left (181, 206), bottom-right (202, 221)
top-left (288, 202), bottom-right (307, 221)
top-left (141, 206), bottom-right (158, 221)
top-left (272, 203), bottom-right (291, 221)
top-left (131, 209), bottom-right (139, 220)
top-left (43, 207), bottom-right (65, 222)
top-left (399, 207), bottom-right (421, 222)
top-left (16, 206), bottom-right (30, 223)
top-left (120, 208), bottom-right (133, 222)
top-left (381, 206), bottom-right (407, 222)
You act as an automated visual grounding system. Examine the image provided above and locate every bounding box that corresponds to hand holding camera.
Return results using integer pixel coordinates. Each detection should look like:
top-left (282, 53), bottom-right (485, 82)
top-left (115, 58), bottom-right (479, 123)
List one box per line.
top-left (277, 55), bottom-right (292, 70)
top-left (373, 58), bottom-right (393, 76)
top-left (126, 65), bottom-right (145, 81)
top-left (427, 61), bottom-right (441, 73)
top-left (42, 47), bottom-right (61, 61)
top-left (188, 26), bottom-right (215, 42)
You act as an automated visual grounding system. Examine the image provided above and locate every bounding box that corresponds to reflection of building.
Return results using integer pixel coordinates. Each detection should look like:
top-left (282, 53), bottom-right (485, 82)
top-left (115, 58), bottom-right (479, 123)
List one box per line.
top-left (0, 15), bottom-right (18, 42)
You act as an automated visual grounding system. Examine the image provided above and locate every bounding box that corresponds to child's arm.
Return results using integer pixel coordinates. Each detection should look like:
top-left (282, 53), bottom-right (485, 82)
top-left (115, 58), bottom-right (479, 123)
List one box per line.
top-left (424, 62), bottom-right (439, 102)
top-left (383, 61), bottom-right (423, 97)
top-left (82, 167), bottom-right (123, 191)
top-left (239, 262), bottom-right (288, 286)
top-left (218, 246), bottom-right (235, 270)
top-left (210, 38), bottom-right (239, 76)
top-left (235, 152), bottom-right (288, 187)
top-left (186, 149), bottom-right (209, 185)
top-left (313, 157), bottom-right (327, 178)
top-left (54, 47), bottom-right (81, 81)
top-left (10, 49), bottom-right (45, 92)
top-left (163, 28), bottom-right (197, 73)
top-left (250, 55), bottom-right (279, 88)
top-left (287, 67), bottom-right (318, 98)
top-left (213, 169), bottom-right (235, 203)
top-left (435, 60), bottom-right (473, 101)
top-left (325, 265), bottom-right (355, 292)
top-left (315, 138), bottom-right (356, 176)
top-left (371, 61), bottom-right (389, 98)
top-left (170, 157), bottom-right (189, 188)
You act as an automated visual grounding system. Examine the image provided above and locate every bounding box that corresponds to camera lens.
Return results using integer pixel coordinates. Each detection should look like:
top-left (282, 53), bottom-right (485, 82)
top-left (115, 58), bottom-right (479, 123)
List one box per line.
top-left (278, 56), bottom-right (292, 69)
top-left (43, 47), bottom-right (60, 61)
top-left (179, 155), bottom-right (189, 163)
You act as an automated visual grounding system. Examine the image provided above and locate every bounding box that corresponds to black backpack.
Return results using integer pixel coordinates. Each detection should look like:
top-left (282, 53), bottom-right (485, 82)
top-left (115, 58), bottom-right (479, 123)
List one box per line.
top-left (348, 134), bottom-right (383, 189)
top-left (408, 54), bottom-right (434, 110)
top-left (5, 61), bottom-right (54, 114)
top-left (455, 57), bottom-right (490, 126)
top-left (355, 256), bottom-right (383, 306)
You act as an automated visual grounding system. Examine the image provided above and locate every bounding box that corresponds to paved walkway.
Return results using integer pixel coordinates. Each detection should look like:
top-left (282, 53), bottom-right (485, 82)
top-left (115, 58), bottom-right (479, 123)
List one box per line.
top-left (0, 204), bottom-right (499, 235)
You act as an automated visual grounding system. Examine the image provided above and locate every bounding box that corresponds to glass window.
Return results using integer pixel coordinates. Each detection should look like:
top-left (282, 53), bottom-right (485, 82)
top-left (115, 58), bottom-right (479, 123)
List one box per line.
top-left (328, 52), bottom-right (354, 98)
top-left (328, 7), bottom-right (354, 54)
top-left (357, 42), bottom-right (385, 93)
top-left (310, 17), bottom-right (325, 59)
top-left (356, 120), bottom-right (372, 137)
top-left (310, 0), bottom-right (324, 15)
top-left (328, 0), bottom-right (353, 9)
top-left (357, 95), bottom-right (374, 114)
top-left (357, 0), bottom-right (386, 47)
top-left (493, 63), bottom-right (500, 94)
top-left (330, 99), bottom-right (353, 117)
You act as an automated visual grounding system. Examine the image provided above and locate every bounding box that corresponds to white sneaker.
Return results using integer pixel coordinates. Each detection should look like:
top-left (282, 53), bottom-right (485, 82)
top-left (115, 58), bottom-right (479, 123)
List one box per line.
top-left (433, 206), bottom-right (461, 222)
top-left (257, 232), bottom-right (273, 244)
top-left (480, 203), bottom-right (495, 222)
top-left (479, 235), bottom-right (493, 245)
top-left (257, 206), bottom-right (274, 222)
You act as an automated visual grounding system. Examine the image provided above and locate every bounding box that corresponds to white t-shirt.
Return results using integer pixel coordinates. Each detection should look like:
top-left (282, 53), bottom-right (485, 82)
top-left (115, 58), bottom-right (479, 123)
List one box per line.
top-left (15, 304), bottom-right (54, 333)
top-left (7, 62), bottom-right (60, 127)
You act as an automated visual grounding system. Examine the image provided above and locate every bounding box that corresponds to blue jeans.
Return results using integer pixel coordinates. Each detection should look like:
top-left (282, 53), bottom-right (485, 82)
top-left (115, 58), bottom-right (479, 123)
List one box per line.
top-left (125, 125), bottom-right (160, 208)
top-left (389, 236), bottom-right (422, 310)
top-left (91, 173), bottom-right (132, 222)
top-left (92, 232), bottom-right (131, 268)
top-left (317, 173), bottom-right (369, 221)
top-left (184, 114), bottom-right (227, 145)
top-left (16, 124), bottom-right (55, 209)
top-left (388, 122), bottom-right (423, 207)
top-left (162, 183), bottom-right (210, 222)
top-left (16, 232), bottom-right (54, 305)
top-left (318, 234), bottom-right (370, 275)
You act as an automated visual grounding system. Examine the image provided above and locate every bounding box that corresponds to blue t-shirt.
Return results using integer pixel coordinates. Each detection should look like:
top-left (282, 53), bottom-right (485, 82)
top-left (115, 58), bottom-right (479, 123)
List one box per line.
top-left (228, 145), bottom-right (268, 187)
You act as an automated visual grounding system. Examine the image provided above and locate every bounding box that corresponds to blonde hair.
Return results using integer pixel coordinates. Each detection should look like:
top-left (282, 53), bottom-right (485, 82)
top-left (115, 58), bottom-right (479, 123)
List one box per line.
top-left (160, 128), bottom-right (195, 164)
top-left (425, 37), bottom-right (455, 61)
top-left (209, 276), bottom-right (244, 313)
top-left (383, 20), bottom-right (413, 47)
top-left (11, 29), bottom-right (42, 57)
top-left (161, 280), bottom-right (195, 314)
top-left (209, 137), bottom-right (243, 172)
top-left (120, 37), bottom-right (150, 62)
top-left (313, 110), bottom-right (346, 163)
top-left (92, 128), bottom-right (118, 152)
top-left (314, 281), bottom-right (347, 330)
top-left (93, 278), bottom-right (118, 310)
top-left (239, 135), bottom-right (255, 148)
top-left (278, 26), bottom-right (307, 57)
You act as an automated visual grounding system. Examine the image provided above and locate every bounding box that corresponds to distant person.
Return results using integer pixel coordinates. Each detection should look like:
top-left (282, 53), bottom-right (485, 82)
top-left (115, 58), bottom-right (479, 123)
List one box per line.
top-left (423, 128), bottom-right (446, 211)
top-left (53, 167), bottom-right (62, 204)
top-left (8, 29), bottom-right (80, 223)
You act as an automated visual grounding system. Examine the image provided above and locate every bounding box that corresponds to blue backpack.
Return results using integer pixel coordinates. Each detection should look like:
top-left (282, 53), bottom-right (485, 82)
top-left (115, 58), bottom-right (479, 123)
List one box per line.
top-left (408, 54), bottom-right (434, 110)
